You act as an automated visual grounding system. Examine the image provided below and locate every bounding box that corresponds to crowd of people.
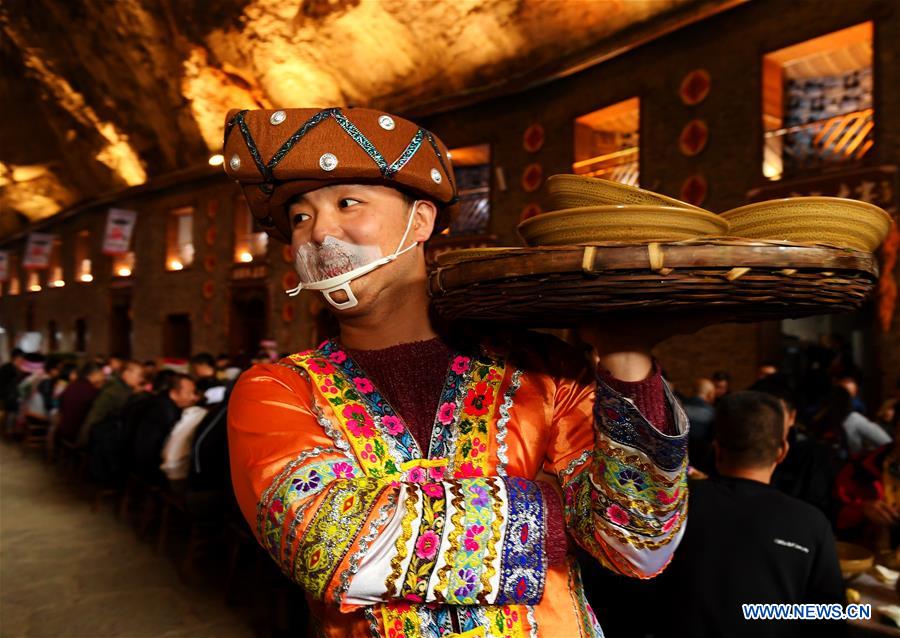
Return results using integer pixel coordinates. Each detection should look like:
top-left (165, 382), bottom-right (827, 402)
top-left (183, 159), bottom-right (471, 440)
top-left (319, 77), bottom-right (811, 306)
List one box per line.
top-left (0, 349), bottom-right (259, 506)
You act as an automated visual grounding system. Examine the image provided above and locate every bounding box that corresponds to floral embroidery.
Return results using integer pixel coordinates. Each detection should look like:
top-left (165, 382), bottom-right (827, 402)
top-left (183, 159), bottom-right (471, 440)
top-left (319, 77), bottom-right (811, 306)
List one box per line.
top-left (428, 466), bottom-right (445, 481)
top-left (497, 477), bottom-right (546, 606)
top-left (320, 379), bottom-right (338, 394)
top-left (438, 402), bottom-right (455, 425)
top-left (439, 477), bottom-right (500, 605)
top-left (464, 382), bottom-right (494, 417)
top-left (606, 504), bottom-right (630, 526)
top-left (387, 487), bottom-right (421, 597)
top-left (332, 462), bottom-right (356, 479)
top-left (456, 462), bottom-right (484, 478)
top-left (407, 467), bottom-right (426, 483)
top-left (415, 530), bottom-right (440, 560)
top-left (293, 478), bottom-right (386, 598)
top-left (400, 484), bottom-right (447, 603)
top-left (451, 356), bottom-right (470, 374)
top-left (292, 469), bottom-right (321, 493)
top-left (383, 415), bottom-right (404, 435)
top-left (344, 404), bottom-right (376, 438)
top-left (354, 377), bottom-right (375, 394)
top-left (328, 350), bottom-right (347, 364)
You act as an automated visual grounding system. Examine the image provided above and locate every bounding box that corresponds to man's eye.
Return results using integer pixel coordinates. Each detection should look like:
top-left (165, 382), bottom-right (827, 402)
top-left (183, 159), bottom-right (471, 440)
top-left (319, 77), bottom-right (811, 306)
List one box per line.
top-left (292, 212), bottom-right (311, 226)
top-left (339, 198), bottom-right (361, 208)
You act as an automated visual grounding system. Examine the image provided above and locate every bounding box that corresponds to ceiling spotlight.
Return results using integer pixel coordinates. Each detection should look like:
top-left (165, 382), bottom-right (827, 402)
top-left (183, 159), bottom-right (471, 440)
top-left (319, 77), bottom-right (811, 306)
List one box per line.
top-left (208, 154), bottom-right (225, 167)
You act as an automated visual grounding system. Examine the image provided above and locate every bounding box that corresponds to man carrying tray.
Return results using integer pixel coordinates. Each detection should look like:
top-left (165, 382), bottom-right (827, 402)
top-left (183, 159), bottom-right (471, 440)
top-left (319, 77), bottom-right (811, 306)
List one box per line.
top-left (224, 107), bottom-right (689, 637)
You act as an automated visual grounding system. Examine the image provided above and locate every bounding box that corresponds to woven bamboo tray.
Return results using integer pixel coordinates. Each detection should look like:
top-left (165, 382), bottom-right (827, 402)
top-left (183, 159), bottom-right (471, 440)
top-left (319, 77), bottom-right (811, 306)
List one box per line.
top-left (428, 239), bottom-right (879, 325)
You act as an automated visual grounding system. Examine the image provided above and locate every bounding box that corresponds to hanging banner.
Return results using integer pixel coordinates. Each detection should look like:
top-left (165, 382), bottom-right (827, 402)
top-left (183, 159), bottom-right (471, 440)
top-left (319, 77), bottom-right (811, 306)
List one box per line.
top-left (0, 251), bottom-right (8, 282)
top-left (22, 233), bottom-right (53, 269)
top-left (102, 208), bottom-right (137, 255)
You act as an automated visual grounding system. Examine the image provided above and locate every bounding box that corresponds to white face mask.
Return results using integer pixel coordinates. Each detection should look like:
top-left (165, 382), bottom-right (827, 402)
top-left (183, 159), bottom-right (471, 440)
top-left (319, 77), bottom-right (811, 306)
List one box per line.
top-left (285, 199), bottom-right (420, 310)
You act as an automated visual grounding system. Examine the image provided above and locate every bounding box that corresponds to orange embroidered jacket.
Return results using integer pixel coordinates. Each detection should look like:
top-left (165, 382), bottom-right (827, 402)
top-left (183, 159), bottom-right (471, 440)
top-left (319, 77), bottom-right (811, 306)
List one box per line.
top-left (228, 333), bottom-right (688, 637)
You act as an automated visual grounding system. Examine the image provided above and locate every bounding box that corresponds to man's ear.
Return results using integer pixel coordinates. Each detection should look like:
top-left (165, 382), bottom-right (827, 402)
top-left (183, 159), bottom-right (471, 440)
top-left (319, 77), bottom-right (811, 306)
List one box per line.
top-left (775, 438), bottom-right (790, 466)
top-left (411, 200), bottom-right (438, 243)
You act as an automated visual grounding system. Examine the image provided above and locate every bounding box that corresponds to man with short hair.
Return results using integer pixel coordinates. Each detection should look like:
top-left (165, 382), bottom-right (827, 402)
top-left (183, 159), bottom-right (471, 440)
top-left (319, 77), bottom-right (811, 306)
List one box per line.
top-left (77, 361), bottom-right (143, 447)
top-left (189, 352), bottom-right (219, 393)
top-left (57, 363), bottom-right (106, 444)
top-left (225, 107), bottom-right (690, 636)
top-left (652, 391), bottom-right (846, 638)
top-left (132, 373), bottom-right (199, 485)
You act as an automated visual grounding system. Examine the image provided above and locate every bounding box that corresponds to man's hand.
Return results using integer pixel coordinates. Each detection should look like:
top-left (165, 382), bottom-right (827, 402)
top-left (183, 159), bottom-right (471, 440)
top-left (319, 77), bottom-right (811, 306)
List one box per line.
top-left (578, 313), bottom-right (723, 381)
top-left (861, 499), bottom-right (900, 527)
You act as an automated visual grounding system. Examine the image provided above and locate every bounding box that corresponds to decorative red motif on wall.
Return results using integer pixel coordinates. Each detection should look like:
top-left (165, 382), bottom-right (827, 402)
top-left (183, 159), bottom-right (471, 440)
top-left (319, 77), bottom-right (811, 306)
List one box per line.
top-left (205, 226), bottom-right (217, 246)
top-left (680, 174), bottom-right (708, 207)
top-left (521, 163), bottom-right (543, 193)
top-left (523, 124), bottom-right (545, 153)
top-left (679, 69), bottom-right (711, 106)
top-left (282, 271), bottom-right (299, 292)
top-left (679, 119), bottom-right (709, 157)
top-left (282, 302), bottom-right (295, 323)
top-left (282, 245), bottom-right (294, 264)
top-left (878, 219), bottom-right (899, 332)
top-left (202, 279), bottom-right (214, 299)
top-left (204, 255), bottom-right (216, 273)
top-left (206, 199), bottom-right (219, 219)
top-left (519, 203), bottom-right (543, 223)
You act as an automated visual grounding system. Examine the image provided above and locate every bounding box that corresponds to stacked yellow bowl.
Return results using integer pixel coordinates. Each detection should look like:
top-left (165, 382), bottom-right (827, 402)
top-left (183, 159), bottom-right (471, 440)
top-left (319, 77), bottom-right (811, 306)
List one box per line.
top-left (721, 197), bottom-right (891, 252)
top-left (518, 174), bottom-right (729, 246)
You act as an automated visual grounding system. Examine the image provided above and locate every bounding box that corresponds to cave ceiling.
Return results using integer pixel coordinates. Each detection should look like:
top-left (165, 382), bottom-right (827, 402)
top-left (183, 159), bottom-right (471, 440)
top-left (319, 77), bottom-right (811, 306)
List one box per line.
top-left (0, 0), bottom-right (732, 236)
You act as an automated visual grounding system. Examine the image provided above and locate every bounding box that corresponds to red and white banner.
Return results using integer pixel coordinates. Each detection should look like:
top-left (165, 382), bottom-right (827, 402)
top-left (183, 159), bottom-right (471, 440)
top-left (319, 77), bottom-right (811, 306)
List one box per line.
top-left (22, 233), bottom-right (53, 269)
top-left (102, 208), bottom-right (137, 255)
top-left (0, 251), bottom-right (8, 282)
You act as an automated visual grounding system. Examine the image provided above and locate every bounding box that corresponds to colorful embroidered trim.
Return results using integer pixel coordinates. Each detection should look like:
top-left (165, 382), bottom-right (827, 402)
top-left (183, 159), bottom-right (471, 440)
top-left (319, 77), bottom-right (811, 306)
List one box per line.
top-left (443, 478), bottom-right (499, 605)
top-left (293, 478), bottom-right (386, 597)
top-left (594, 380), bottom-right (687, 472)
top-left (495, 369), bottom-right (524, 478)
top-left (399, 482), bottom-right (447, 602)
top-left (387, 486), bottom-right (421, 597)
top-left (496, 477), bottom-right (547, 605)
top-left (453, 354), bottom-right (506, 478)
top-left (290, 347), bottom-right (405, 478)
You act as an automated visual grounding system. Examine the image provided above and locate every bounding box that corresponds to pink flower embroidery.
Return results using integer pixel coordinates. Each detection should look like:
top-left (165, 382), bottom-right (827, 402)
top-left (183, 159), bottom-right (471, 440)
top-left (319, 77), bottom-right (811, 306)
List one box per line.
top-left (331, 462), bottom-right (355, 479)
top-left (308, 359), bottom-right (334, 375)
top-left (415, 530), bottom-right (440, 560)
top-left (464, 524), bottom-right (485, 551)
top-left (353, 377), bottom-right (374, 394)
top-left (469, 437), bottom-right (487, 458)
top-left (427, 466), bottom-right (445, 481)
top-left (407, 467), bottom-right (426, 483)
top-left (438, 401), bottom-right (456, 425)
top-left (487, 368), bottom-right (501, 382)
top-left (455, 462), bottom-right (483, 478)
top-left (422, 482), bottom-right (443, 498)
top-left (319, 379), bottom-right (338, 394)
top-left (328, 350), bottom-right (347, 364)
top-left (343, 404), bottom-right (375, 438)
top-left (451, 356), bottom-right (470, 375)
top-left (657, 488), bottom-right (678, 505)
top-left (606, 504), bottom-right (630, 526)
top-left (382, 415), bottom-right (404, 435)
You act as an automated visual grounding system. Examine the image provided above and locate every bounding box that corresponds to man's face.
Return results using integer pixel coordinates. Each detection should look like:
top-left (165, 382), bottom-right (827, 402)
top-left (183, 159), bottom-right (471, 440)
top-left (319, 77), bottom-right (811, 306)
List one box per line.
top-left (287, 184), bottom-right (436, 315)
top-left (88, 370), bottom-right (106, 388)
top-left (121, 364), bottom-right (144, 389)
top-left (170, 378), bottom-right (198, 409)
top-left (838, 378), bottom-right (858, 397)
top-left (192, 363), bottom-right (214, 379)
top-left (714, 379), bottom-right (729, 397)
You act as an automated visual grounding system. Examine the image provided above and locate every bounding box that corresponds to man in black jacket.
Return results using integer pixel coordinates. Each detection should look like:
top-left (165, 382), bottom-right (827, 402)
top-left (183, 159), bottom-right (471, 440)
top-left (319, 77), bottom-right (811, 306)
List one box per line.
top-left (653, 391), bottom-right (846, 638)
top-left (132, 373), bottom-right (198, 486)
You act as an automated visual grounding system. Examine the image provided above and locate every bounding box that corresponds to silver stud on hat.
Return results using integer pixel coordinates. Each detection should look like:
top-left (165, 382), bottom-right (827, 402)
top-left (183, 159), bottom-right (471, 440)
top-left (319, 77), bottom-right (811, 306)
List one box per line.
top-left (269, 110), bottom-right (286, 125)
top-left (229, 154), bottom-right (241, 170)
top-left (319, 153), bottom-right (338, 172)
top-left (378, 115), bottom-right (395, 131)
top-left (430, 168), bottom-right (442, 184)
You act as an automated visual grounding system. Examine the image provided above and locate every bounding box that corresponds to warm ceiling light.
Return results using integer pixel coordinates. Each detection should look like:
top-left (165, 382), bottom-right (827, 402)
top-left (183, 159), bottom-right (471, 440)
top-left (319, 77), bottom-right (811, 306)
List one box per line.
top-left (208, 154), bottom-right (224, 166)
top-left (117, 267), bottom-right (132, 277)
top-left (29, 284), bottom-right (42, 292)
top-left (80, 273), bottom-right (94, 282)
top-left (238, 251), bottom-right (253, 263)
top-left (169, 260), bottom-right (184, 271)
top-left (51, 280), bottom-right (65, 288)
